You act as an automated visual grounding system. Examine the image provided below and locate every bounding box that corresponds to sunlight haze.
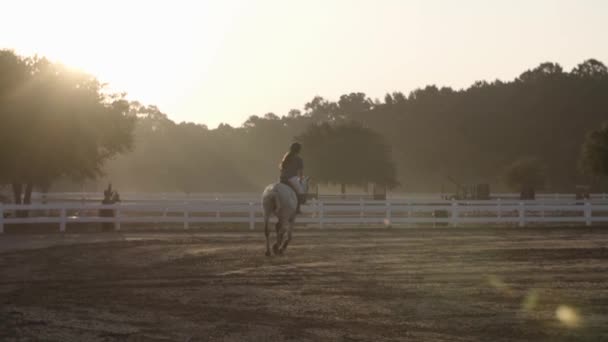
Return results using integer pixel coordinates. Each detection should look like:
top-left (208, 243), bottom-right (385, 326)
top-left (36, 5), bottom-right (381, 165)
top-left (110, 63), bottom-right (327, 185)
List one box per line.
top-left (2, 0), bottom-right (607, 127)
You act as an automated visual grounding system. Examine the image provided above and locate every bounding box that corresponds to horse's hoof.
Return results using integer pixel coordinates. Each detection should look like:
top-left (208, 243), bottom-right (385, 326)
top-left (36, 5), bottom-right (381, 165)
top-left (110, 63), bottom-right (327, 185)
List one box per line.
top-left (265, 251), bottom-right (271, 257)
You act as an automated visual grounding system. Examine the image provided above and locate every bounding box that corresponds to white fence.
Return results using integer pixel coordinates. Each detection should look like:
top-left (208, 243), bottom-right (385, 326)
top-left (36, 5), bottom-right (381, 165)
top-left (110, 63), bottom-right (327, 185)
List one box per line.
top-left (23, 191), bottom-right (608, 204)
top-left (2, 198), bottom-right (608, 233)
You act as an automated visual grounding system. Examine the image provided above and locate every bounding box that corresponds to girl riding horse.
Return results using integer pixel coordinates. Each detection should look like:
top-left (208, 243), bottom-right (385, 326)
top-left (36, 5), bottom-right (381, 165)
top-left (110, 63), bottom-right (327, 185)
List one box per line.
top-left (279, 142), bottom-right (305, 214)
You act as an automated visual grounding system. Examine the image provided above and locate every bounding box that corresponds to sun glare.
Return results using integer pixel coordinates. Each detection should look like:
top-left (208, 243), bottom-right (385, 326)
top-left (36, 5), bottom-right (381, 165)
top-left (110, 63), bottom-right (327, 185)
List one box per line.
top-left (3, 0), bottom-right (608, 128)
top-left (3, 1), bottom-right (242, 113)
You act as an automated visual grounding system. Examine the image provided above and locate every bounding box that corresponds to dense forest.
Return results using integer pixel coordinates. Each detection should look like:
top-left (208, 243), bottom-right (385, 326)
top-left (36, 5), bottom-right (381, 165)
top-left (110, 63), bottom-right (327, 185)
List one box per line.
top-left (58, 59), bottom-right (608, 194)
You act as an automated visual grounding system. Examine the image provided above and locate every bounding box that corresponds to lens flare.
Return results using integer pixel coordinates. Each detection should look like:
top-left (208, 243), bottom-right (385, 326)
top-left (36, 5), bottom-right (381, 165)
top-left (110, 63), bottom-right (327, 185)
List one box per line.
top-left (556, 305), bottom-right (581, 328)
top-left (522, 289), bottom-right (539, 312)
top-left (487, 275), bottom-right (510, 291)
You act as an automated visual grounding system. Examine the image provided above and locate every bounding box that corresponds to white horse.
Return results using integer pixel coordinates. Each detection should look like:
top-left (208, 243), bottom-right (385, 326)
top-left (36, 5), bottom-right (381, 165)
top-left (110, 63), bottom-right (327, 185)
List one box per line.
top-left (261, 177), bottom-right (309, 256)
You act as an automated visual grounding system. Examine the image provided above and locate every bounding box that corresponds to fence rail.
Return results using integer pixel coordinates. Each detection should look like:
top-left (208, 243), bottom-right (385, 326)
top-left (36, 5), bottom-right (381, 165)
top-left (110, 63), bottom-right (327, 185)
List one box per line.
top-left (15, 191), bottom-right (608, 204)
top-left (2, 198), bottom-right (607, 233)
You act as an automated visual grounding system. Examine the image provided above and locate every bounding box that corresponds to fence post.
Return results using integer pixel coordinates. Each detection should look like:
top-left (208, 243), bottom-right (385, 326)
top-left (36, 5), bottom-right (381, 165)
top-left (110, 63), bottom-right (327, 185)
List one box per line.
top-left (60, 208), bottom-right (66, 232)
top-left (319, 201), bottom-right (324, 229)
top-left (249, 202), bottom-right (255, 230)
top-left (407, 202), bottom-right (412, 219)
top-left (0, 205), bottom-right (4, 234)
top-left (540, 200), bottom-right (544, 219)
top-left (518, 202), bottom-right (525, 227)
top-left (183, 208), bottom-right (189, 229)
top-left (585, 202), bottom-right (592, 227)
top-left (359, 198), bottom-right (364, 222)
top-left (215, 197), bottom-right (220, 218)
top-left (114, 206), bottom-right (121, 231)
top-left (497, 199), bottom-right (502, 220)
top-left (450, 200), bottom-right (458, 227)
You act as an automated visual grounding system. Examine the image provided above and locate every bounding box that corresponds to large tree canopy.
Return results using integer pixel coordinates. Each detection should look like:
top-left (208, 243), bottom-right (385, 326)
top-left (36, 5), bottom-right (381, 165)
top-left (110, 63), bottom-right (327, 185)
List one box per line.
top-left (579, 122), bottom-right (608, 178)
top-left (296, 121), bottom-right (398, 189)
top-left (0, 50), bottom-right (135, 203)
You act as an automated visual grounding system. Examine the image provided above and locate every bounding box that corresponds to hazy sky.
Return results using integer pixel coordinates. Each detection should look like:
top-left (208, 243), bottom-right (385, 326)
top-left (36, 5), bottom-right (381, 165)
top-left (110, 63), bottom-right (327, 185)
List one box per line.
top-left (2, 0), bottom-right (607, 127)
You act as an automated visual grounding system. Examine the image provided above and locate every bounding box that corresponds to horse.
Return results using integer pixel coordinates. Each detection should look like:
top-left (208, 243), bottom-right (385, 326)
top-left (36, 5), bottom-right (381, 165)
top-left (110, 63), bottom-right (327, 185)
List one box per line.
top-left (261, 177), bottom-right (310, 256)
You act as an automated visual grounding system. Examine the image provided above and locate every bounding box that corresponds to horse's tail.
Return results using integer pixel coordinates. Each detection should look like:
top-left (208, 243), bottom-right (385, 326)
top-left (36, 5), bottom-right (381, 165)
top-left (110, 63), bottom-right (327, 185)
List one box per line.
top-left (262, 185), bottom-right (279, 217)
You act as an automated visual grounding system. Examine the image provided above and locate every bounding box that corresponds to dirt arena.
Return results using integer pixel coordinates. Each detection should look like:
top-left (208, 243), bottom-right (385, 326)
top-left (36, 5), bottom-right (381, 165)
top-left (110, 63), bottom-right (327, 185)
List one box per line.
top-left (1, 227), bottom-right (607, 341)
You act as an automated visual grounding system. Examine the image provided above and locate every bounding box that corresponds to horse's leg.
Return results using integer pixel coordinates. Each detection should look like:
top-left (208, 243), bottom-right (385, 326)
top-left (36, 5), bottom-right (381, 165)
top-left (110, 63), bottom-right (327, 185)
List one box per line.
top-left (279, 215), bottom-right (295, 254)
top-left (264, 214), bottom-right (271, 257)
top-left (274, 215), bottom-right (287, 255)
top-left (272, 221), bottom-right (281, 254)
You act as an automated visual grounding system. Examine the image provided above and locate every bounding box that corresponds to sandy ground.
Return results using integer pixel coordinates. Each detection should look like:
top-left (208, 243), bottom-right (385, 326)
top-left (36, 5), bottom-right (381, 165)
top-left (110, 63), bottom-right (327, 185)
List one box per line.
top-left (1, 228), bottom-right (607, 341)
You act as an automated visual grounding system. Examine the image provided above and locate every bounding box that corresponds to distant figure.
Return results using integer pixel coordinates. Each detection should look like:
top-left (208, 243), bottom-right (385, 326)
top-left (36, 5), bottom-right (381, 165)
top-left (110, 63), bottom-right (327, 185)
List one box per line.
top-left (279, 142), bottom-right (306, 214)
top-left (111, 191), bottom-right (121, 203)
top-left (100, 184), bottom-right (120, 231)
top-left (102, 184), bottom-right (121, 204)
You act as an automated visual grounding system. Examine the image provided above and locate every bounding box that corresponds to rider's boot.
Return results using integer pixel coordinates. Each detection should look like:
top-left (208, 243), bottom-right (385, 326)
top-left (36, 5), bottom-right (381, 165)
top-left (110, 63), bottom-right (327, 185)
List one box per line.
top-left (296, 194), bottom-right (306, 214)
top-left (296, 197), bottom-right (302, 214)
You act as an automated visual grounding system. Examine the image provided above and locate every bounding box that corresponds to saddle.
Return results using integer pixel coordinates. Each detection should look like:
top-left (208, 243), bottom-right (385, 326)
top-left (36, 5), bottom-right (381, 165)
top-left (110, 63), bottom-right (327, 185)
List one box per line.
top-left (279, 179), bottom-right (306, 216)
top-left (280, 178), bottom-right (306, 204)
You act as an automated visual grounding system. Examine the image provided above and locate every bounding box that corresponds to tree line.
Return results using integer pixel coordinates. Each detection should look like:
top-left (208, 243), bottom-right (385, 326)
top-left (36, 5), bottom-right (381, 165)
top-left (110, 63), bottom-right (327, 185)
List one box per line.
top-left (3, 48), bottom-right (608, 199)
top-left (97, 58), bottom-right (608, 194)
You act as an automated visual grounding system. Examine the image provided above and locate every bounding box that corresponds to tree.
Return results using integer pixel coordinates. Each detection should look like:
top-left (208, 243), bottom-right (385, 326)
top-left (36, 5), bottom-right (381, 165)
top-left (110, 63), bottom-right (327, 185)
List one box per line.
top-left (336, 92), bottom-right (373, 118)
top-left (0, 50), bottom-right (135, 204)
top-left (303, 96), bottom-right (338, 121)
top-left (572, 59), bottom-right (608, 79)
top-left (296, 121), bottom-right (398, 193)
top-left (518, 62), bottom-right (564, 82)
top-left (286, 109), bottom-right (302, 119)
top-left (384, 93), bottom-right (394, 106)
top-left (579, 122), bottom-right (608, 178)
top-left (504, 158), bottom-right (546, 197)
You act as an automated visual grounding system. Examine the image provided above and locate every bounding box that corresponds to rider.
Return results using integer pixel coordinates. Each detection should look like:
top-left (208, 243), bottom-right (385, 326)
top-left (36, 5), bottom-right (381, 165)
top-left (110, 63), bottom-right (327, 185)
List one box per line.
top-left (279, 142), bottom-right (305, 214)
